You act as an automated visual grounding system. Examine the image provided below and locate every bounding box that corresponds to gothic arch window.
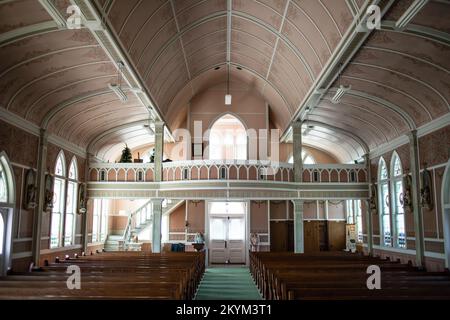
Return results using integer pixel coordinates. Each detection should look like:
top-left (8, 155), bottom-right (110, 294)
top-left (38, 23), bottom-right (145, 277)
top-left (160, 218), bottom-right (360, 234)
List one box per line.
top-left (209, 114), bottom-right (247, 160)
top-left (287, 151), bottom-right (316, 164)
top-left (65, 157), bottom-right (78, 246)
top-left (391, 152), bottom-right (406, 248)
top-left (0, 152), bottom-right (15, 276)
top-left (0, 215), bottom-right (4, 255)
top-left (50, 151), bottom-right (66, 248)
top-left (378, 157), bottom-right (391, 247)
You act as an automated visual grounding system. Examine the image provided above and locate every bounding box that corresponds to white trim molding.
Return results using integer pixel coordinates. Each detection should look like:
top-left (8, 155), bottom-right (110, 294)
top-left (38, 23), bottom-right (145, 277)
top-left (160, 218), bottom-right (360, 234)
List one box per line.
top-left (369, 113), bottom-right (450, 159)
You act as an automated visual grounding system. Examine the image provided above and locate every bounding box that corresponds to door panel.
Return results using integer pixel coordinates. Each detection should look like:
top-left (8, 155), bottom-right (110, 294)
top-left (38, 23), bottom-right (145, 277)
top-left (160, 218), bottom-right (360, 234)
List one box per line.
top-left (304, 221), bottom-right (320, 253)
top-left (209, 215), bottom-right (245, 264)
top-left (328, 221), bottom-right (346, 251)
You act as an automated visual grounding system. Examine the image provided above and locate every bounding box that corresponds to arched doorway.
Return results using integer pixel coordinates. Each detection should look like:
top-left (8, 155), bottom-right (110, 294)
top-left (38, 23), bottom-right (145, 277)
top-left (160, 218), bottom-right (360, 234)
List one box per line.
top-left (442, 159), bottom-right (450, 269)
top-left (209, 114), bottom-right (247, 160)
top-left (0, 152), bottom-right (15, 276)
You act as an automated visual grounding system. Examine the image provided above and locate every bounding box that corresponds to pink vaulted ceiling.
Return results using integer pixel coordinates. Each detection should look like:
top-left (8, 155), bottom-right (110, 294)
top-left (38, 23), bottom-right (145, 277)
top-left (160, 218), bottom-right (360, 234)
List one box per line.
top-left (310, 0), bottom-right (450, 154)
top-left (104, 0), bottom-right (357, 132)
top-left (0, 0), bottom-right (150, 156)
top-left (1, 0), bottom-right (449, 163)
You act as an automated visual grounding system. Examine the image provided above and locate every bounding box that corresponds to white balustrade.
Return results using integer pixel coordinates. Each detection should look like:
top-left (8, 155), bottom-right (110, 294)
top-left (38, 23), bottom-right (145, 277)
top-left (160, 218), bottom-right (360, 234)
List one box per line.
top-left (89, 161), bottom-right (367, 183)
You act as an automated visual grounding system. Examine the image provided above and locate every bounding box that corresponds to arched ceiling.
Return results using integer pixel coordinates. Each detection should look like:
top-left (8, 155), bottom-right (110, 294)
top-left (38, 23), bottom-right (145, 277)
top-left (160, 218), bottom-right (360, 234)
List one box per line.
top-left (0, 0), bottom-right (449, 163)
top-left (104, 0), bottom-right (358, 129)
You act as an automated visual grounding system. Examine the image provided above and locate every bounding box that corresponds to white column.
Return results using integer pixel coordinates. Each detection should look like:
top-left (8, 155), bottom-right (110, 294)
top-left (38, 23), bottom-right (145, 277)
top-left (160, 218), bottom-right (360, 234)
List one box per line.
top-left (325, 200), bottom-right (329, 220)
top-left (408, 130), bottom-right (425, 268)
top-left (154, 121), bottom-right (164, 182)
top-left (292, 121), bottom-right (303, 183)
top-left (152, 199), bottom-right (163, 253)
top-left (364, 154), bottom-right (374, 256)
top-left (292, 199), bottom-right (304, 253)
top-left (32, 129), bottom-right (48, 267)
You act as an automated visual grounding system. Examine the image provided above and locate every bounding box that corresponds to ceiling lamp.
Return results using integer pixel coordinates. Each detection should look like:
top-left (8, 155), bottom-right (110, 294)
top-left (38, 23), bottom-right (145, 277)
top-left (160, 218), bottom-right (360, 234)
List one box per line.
top-left (225, 64), bottom-right (231, 105)
top-left (331, 84), bottom-right (351, 104)
top-left (110, 61), bottom-right (128, 102)
top-left (331, 63), bottom-right (350, 104)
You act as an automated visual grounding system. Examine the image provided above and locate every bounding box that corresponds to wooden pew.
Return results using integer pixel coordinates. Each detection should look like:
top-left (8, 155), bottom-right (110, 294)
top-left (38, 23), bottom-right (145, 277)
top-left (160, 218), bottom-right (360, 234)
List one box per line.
top-left (0, 251), bottom-right (205, 300)
top-left (249, 251), bottom-right (450, 300)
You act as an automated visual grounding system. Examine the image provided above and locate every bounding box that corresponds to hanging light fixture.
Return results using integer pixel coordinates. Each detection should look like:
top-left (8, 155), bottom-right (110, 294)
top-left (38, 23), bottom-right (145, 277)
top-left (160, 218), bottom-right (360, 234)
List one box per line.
top-left (331, 63), bottom-right (351, 104)
top-left (109, 61), bottom-right (128, 102)
top-left (225, 63), bottom-right (232, 105)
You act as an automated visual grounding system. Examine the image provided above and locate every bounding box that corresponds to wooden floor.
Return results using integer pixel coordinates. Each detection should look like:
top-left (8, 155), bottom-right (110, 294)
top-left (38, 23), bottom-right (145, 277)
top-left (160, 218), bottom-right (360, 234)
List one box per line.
top-left (250, 252), bottom-right (450, 300)
top-left (0, 251), bottom-right (205, 300)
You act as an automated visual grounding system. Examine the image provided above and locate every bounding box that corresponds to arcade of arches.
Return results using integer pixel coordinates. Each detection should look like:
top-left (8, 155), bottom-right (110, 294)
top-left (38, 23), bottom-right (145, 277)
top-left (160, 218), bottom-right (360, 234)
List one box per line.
top-left (0, 0), bottom-right (449, 300)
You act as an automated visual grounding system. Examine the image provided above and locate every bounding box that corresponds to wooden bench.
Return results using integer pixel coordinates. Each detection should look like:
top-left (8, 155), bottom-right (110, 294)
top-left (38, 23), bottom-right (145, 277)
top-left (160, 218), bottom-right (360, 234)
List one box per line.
top-left (0, 251), bottom-right (205, 300)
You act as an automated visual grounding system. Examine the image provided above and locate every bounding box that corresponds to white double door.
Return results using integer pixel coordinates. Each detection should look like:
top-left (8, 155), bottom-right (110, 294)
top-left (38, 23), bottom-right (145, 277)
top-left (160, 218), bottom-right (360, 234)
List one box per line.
top-left (210, 214), bottom-right (245, 264)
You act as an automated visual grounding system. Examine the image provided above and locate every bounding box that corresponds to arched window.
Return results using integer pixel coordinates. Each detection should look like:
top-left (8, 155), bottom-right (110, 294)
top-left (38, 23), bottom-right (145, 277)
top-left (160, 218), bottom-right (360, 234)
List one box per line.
top-left (0, 215), bottom-right (4, 255)
top-left (50, 152), bottom-right (66, 248)
top-left (287, 151), bottom-right (316, 164)
top-left (0, 160), bottom-right (7, 203)
top-left (378, 157), bottom-right (391, 247)
top-left (209, 114), bottom-right (247, 160)
top-left (391, 153), bottom-right (406, 248)
top-left (0, 152), bottom-right (15, 275)
top-left (65, 157), bottom-right (78, 246)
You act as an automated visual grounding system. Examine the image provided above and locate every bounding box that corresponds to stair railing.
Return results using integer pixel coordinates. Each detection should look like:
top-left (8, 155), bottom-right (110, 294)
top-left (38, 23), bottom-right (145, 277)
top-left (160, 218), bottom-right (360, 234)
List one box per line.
top-left (123, 199), bottom-right (153, 249)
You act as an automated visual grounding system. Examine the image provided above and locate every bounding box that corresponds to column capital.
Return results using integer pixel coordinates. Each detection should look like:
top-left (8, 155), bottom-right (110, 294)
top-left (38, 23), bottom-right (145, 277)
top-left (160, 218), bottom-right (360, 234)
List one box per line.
top-left (292, 120), bottom-right (303, 130)
top-left (154, 121), bottom-right (165, 128)
top-left (291, 199), bottom-right (304, 206)
top-left (407, 129), bottom-right (418, 140)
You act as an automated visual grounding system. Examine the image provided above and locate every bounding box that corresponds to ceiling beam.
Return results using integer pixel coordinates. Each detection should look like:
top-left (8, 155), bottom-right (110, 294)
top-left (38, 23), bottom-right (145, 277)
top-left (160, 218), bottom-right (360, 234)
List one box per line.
top-left (226, 0), bottom-right (232, 64)
top-left (281, 0), bottom-right (397, 142)
top-left (0, 21), bottom-right (57, 47)
top-left (67, 0), bottom-right (174, 142)
top-left (263, 0), bottom-right (290, 95)
top-left (169, 0), bottom-right (193, 95)
top-left (395, 0), bottom-right (429, 30)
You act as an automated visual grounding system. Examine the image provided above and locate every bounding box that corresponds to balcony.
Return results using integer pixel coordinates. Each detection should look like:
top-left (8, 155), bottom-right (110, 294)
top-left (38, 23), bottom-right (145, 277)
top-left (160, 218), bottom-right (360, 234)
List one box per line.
top-left (89, 160), bottom-right (367, 183)
top-left (87, 161), bottom-right (369, 200)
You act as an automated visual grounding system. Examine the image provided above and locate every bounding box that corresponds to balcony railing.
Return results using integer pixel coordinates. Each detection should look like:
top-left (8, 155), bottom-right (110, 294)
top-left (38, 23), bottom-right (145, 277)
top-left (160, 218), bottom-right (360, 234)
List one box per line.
top-left (88, 161), bottom-right (367, 183)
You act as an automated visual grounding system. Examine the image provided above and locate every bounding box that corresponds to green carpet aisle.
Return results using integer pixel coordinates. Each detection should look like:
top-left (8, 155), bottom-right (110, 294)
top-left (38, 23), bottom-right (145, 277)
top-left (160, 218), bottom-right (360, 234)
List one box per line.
top-left (194, 267), bottom-right (262, 300)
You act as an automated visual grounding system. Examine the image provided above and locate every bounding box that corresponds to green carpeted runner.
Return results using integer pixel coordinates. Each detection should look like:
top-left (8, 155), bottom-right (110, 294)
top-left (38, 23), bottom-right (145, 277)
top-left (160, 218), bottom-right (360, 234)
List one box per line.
top-left (195, 267), bottom-right (262, 300)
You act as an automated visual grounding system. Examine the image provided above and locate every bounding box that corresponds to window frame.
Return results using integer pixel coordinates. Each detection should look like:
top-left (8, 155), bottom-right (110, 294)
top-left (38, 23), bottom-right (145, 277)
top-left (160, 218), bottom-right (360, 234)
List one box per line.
top-left (64, 157), bottom-right (78, 247)
top-left (378, 157), bottom-right (392, 247)
top-left (390, 152), bottom-right (406, 249)
top-left (50, 151), bottom-right (66, 249)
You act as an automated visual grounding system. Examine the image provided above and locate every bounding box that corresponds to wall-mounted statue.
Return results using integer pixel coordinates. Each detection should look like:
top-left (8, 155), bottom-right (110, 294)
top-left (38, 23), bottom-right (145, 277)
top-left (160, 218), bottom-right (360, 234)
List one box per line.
top-left (23, 169), bottom-right (37, 210)
top-left (369, 184), bottom-right (377, 213)
top-left (400, 175), bottom-right (412, 212)
top-left (420, 168), bottom-right (433, 211)
top-left (44, 174), bottom-right (54, 212)
top-left (78, 183), bottom-right (87, 214)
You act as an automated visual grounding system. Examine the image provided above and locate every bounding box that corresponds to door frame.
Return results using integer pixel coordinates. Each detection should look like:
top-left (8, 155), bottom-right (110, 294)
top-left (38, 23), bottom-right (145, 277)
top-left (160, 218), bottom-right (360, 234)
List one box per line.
top-left (205, 200), bottom-right (250, 266)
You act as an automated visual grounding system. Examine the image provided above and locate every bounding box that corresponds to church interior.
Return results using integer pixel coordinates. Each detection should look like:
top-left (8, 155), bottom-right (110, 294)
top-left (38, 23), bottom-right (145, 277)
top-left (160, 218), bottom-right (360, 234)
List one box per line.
top-left (0, 0), bottom-right (450, 301)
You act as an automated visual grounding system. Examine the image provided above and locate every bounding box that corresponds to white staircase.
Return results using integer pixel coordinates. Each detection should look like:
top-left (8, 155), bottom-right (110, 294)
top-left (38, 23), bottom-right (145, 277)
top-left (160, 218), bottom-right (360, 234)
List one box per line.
top-left (104, 234), bottom-right (125, 251)
top-left (104, 199), bottom-right (184, 251)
